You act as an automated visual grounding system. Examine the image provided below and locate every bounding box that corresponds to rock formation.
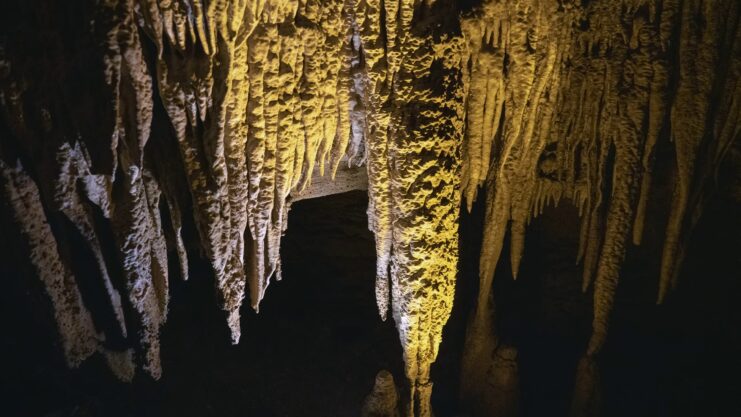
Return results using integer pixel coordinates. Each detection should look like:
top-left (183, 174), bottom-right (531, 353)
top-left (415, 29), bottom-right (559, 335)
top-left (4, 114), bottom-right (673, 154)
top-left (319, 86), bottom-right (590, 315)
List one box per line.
top-left (0, 0), bottom-right (738, 416)
top-left (362, 370), bottom-right (402, 417)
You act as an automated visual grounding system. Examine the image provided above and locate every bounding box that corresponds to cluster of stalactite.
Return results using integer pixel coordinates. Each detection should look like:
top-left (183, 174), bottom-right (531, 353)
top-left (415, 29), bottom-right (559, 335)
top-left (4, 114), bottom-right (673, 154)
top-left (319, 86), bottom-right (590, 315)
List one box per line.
top-left (0, 0), bottom-right (366, 380)
top-left (460, 1), bottom-right (740, 416)
top-left (0, 0), bottom-right (738, 416)
top-left (0, 1), bottom-right (462, 411)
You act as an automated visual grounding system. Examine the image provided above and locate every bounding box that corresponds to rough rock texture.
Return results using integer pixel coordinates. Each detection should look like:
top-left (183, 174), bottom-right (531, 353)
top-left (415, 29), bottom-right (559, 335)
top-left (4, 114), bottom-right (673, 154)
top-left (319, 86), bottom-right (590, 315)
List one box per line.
top-left (461, 339), bottom-right (520, 417)
top-left (0, 159), bottom-right (98, 368)
top-left (459, 1), bottom-right (740, 414)
top-left (0, 0), bottom-right (738, 416)
top-left (361, 370), bottom-right (402, 417)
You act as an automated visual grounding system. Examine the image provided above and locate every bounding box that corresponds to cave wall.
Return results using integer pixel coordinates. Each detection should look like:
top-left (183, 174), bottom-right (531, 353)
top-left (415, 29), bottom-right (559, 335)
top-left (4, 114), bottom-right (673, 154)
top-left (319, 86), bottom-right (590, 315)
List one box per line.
top-left (0, 1), bottom-right (739, 416)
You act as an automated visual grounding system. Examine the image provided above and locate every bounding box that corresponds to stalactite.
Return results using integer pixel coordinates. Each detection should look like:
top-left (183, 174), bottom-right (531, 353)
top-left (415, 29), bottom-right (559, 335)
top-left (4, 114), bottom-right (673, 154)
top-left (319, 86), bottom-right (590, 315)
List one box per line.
top-left (385, 3), bottom-right (465, 414)
top-left (632, 53), bottom-right (669, 246)
top-left (109, 162), bottom-right (166, 378)
top-left (658, 0), bottom-right (736, 304)
top-left (142, 168), bottom-right (170, 320)
top-left (356, 0), bottom-right (393, 322)
top-left (586, 3), bottom-right (650, 356)
top-left (328, 0), bottom-right (355, 177)
top-left (461, 0), bottom-right (739, 414)
top-left (460, 2), bottom-right (506, 211)
top-left (54, 142), bottom-right (128, 339)
top-left (156, 26), bottom-right (245, 342)
top-left (0, 159), bottom-right (98, 367)
top-left (245, 23), bottom-right (273, 310)
top-left (149, 114), bottom-right (191, 282)
top-left (1, 0), bottom-right (739, 413)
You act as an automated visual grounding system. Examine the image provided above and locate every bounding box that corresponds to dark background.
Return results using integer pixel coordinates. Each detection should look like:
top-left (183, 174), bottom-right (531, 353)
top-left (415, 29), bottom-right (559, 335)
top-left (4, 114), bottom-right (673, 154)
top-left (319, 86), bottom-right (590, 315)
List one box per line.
top-left (2, 180), bottom-right (740, 417)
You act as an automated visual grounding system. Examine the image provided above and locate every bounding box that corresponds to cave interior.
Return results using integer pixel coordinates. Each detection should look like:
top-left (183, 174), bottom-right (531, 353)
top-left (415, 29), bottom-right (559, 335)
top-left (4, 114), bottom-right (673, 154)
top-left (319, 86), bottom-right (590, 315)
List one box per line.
top-left (1, 1), bottom-right (740, 417)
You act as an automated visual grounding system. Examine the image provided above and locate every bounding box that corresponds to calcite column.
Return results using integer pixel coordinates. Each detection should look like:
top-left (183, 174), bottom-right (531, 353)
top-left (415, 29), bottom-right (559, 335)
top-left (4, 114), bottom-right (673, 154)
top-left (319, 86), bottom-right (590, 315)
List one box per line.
top-left (380, 1), bottom-right (466, 415)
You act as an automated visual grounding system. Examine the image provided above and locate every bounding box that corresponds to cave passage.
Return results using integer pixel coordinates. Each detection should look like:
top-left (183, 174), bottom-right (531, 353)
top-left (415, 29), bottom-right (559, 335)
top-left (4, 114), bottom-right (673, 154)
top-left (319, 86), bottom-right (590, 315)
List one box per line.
top-left (2, 191), bottom-right (406, 417)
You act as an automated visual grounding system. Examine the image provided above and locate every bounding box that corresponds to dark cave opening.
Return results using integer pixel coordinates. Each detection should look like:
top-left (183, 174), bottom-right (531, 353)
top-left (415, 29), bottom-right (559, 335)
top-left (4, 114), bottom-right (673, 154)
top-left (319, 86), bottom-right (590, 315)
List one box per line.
top-left (480, 196), bottom-right (741, 417)
top-left (2, 190), bottom-right (405, 417)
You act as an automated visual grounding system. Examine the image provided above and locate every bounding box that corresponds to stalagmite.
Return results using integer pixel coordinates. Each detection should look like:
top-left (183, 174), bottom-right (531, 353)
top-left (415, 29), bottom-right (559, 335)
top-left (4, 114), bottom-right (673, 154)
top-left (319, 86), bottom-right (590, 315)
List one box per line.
top-left (102, 348), bottom-right (136, 382)
top-left (570, 355), bottom-right (602, 417)
top-left (361, 370), bottom-right (401, 417)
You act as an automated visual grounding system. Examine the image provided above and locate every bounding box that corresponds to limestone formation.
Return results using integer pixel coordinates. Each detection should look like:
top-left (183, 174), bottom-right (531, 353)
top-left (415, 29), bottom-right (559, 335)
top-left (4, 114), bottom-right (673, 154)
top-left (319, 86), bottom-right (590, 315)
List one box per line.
top-left (0, 0), bottom-right (738, 416)
top-left (361, 370), bottom-right (401, 417)
top-left (0, 159), bottom-right (98, 368)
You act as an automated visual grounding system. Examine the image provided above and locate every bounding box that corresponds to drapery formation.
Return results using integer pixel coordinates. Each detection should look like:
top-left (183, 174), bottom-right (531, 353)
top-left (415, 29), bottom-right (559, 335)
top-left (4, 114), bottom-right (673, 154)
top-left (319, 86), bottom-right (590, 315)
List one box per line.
top-left (0, 1), bottom-right (738, 416)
